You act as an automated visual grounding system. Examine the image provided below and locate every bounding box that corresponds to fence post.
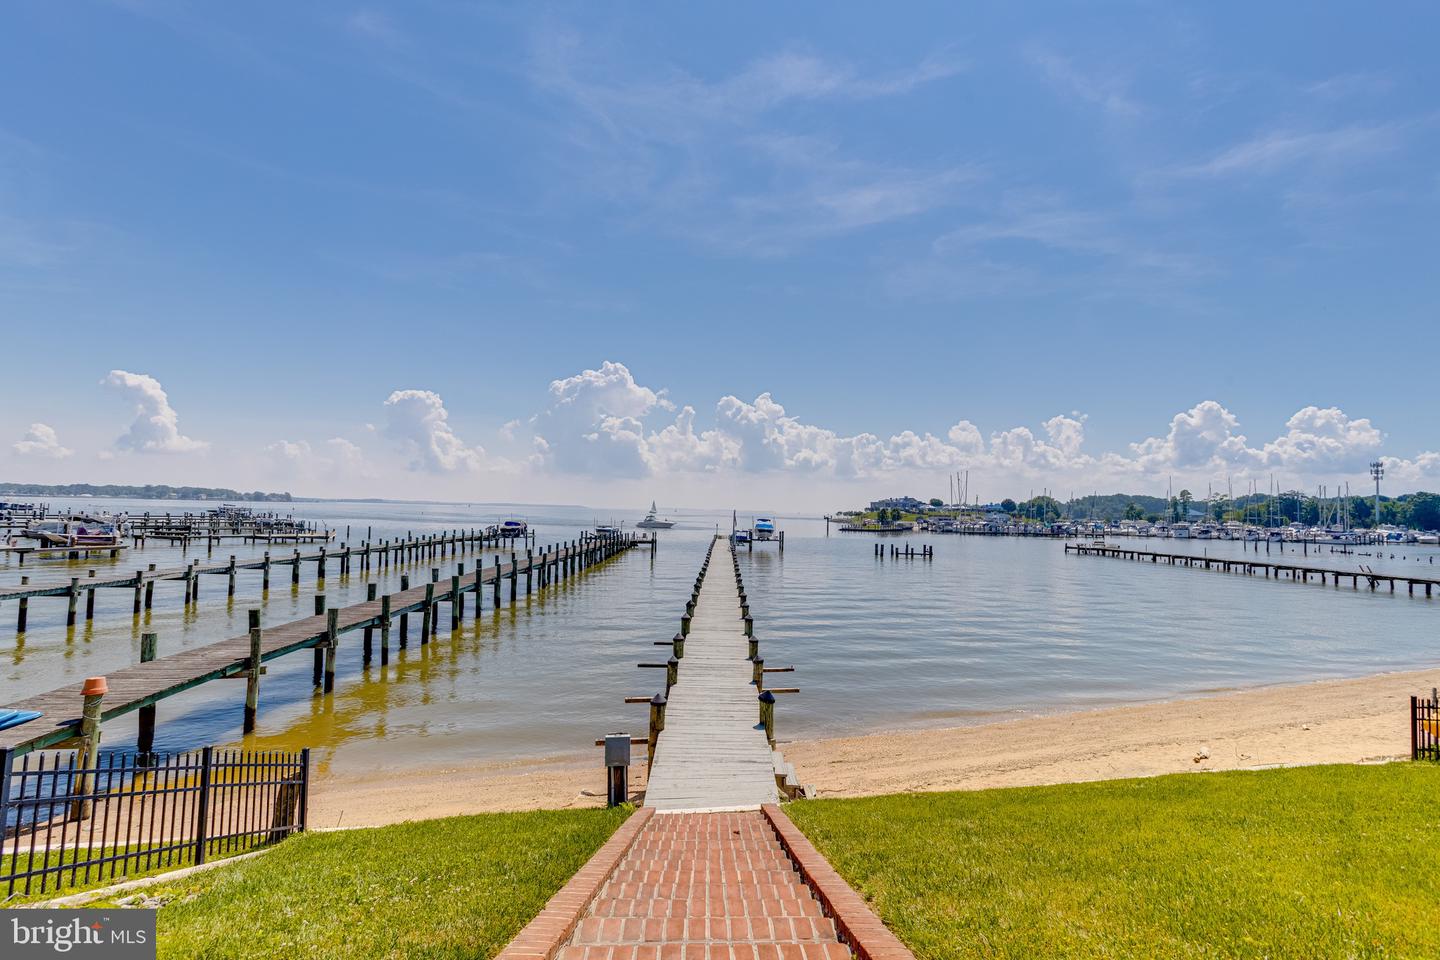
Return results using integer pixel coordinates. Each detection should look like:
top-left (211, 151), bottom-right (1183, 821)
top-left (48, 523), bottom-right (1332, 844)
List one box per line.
top-left (194, 746), bottom-right (213, 865)
top-left (1413, 695), bottom-right (1419, 761)
top-left (299, 747), bottom-right (310, 833)
top-left (0, 748), bottom-right (12, 838)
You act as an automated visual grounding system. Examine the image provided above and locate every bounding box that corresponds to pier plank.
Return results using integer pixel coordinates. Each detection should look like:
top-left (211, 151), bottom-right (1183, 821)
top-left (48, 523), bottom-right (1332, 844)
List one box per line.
top-left (645, 538), bottom-right (779, 812)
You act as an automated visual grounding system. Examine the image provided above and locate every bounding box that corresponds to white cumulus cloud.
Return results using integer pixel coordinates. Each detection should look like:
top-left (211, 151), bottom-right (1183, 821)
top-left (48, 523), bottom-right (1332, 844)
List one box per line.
top-left (13, 422), bottom-right (73, 459)
top-left (382, 389), bottom-right (483, 472)
top-left (102, 370), bottom-right (207, 453)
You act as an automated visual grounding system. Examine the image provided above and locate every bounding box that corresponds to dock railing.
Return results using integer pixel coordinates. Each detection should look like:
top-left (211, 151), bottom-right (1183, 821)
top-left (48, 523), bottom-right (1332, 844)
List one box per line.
top-left (1, 746), bottom-right (308, 899)
top-left (1412, 695), bottom-right (1440, 762)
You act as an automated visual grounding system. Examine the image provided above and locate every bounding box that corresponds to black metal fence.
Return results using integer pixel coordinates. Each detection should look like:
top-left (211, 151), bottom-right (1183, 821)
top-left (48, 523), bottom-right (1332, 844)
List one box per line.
top-left (1413, 696), bottom-right (1440, 762)
top-left (1, 746), bottom-right (308, 898)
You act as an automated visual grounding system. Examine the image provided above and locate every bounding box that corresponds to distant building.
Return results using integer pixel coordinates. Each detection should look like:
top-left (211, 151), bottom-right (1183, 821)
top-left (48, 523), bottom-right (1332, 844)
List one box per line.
top-left (869, 496), bottom-right (927, 512)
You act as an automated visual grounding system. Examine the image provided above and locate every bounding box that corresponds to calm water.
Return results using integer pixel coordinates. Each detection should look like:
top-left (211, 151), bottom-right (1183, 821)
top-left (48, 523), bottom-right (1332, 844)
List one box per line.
top-left (4, 499), bottom-right (1438, 776)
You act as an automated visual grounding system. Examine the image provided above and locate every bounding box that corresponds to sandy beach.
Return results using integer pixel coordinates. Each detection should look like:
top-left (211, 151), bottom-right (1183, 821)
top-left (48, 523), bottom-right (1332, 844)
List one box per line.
top-left (308, 665), bottom-right (1440, 827)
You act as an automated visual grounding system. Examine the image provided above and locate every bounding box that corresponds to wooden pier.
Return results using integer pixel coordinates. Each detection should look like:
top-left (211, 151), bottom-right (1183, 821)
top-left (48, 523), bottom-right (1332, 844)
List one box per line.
top-left (0, 532), bottom-right (649, 758)
top-left (640, 536), bottom-right (803, 812)
top-left (1066, 542), bottom-right (1440, 597)
top-left (1, 528), bottom-right (536, 634)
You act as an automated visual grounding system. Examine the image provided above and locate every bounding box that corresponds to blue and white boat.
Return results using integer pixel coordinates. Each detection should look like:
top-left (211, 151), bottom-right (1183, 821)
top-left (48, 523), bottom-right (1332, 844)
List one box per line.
top-left (753, 517), bottom-right (777, 541)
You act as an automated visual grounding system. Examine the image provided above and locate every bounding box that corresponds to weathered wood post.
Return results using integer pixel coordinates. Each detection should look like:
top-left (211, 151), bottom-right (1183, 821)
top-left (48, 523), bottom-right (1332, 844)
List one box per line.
top-left (228, 556), bottom-right (237, 597)
top-left (84, 571), bottom-right (97, 621)
top-left (71, 676), bottom-right (107, 821)
top-left (132, 570), bottom-right (144, 614)
top-left (758, 690), bottom-right (776, 745)
top-left (450, 573), bottom-right (462, 629)
top-left (292, 548), bottom-right (301, 585)
top-left (244, 609), bottom-right (263, 732)
top-left (144, 565), bottom-right (155, 609)
top-left (680, 612), bottom-right (691, 638)
top-left (262, 551), bottom-right (271, 590)
top-left (665, 655), bottom-right (679, 695)
top-left (66, 577), bottom-right (80, 626)
top-left (648, 693), bottom-right (667, 771)
top-left (752, 656), bottom-right (764, 688)
top-left (493, 555), bottom-right (502, 605)
top-left (421, 582), bottom-right (434, 644)
top-left (17, 575), bottom-right (29, 632)
top-left (137, 633), bottom-right (158, 760)
top-left (312, 594), bottom-right (326, 686)
top-left (323, 608), bottom-right (339, 692)
top-left (672, 632), bottom-right (685, 659)
top-left (509, 552), bottom-right (518, 603)
top-left (525, 549), bottom-right (533, 593)
top-left (380, 594), bottom-right (392, 664)
top-left (399, 574), bottom-right (410, 646)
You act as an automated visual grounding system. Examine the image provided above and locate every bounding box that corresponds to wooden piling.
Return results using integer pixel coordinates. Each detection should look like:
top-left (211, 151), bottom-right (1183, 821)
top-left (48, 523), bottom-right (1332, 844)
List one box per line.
top-left (313, 594), bottom-right (326, 685)
top-left (244, 609), bottom-right (262, 732)
top-left (421, 582), bottom-right (434, 643)
top-left (380, 594), bottom-right (392, 664)
top-left (399, 574), bottom-right (411, 646)
top-left (137, 633), bottom-right (157, 757)
top-left (323, 608), bottom-right (339, 692)
top-left (71, 677), bottom-right (107, 821)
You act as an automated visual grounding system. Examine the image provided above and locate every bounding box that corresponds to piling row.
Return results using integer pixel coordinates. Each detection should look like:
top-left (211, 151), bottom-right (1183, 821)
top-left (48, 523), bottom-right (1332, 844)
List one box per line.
top-left (0, 532), bottom-right (651, 758)
top-left (874, 543), bottom-right (934, 560)
top-left (1, 528), bottom-right (537, 636)
top-left (1066, 542), bottom-right (1440, 597)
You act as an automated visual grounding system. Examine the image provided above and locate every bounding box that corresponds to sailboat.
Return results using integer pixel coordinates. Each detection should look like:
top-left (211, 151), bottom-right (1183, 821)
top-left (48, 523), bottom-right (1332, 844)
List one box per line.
top-left (636, 501), bottom-right (676, 530)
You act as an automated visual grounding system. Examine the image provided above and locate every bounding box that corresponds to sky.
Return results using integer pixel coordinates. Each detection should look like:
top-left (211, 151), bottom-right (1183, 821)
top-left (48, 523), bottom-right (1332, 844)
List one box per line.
top-left (2, 2), bottom-right (1438, 510)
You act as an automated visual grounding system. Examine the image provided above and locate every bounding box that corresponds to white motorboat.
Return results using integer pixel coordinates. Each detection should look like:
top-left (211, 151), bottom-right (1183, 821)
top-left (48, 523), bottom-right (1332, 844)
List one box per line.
top-left (636, 501), bottom-right (675, 530)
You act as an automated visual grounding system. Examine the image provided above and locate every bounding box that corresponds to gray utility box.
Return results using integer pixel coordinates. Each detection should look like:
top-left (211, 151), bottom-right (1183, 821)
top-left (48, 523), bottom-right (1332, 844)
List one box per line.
top-left (604, 733), bottom-right (631, 768)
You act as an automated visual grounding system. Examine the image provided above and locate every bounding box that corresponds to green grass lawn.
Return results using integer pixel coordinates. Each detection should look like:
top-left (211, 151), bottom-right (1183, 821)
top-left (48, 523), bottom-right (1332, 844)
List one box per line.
top-left (84, 806), bottom-right (630, 959)
top-left (787, 764), bottom-right (1440, 959)
top-left (3, 842), bottom-right (274, 905)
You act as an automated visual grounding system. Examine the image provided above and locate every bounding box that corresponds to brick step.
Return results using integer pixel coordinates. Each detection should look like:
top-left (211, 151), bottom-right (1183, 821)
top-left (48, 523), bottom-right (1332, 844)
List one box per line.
top-left (571, 916), bottom-right (838, 945)
top-left (587, 896), bottom-right (827, 919)
top-left (555, 943), bottom-right (852, 960)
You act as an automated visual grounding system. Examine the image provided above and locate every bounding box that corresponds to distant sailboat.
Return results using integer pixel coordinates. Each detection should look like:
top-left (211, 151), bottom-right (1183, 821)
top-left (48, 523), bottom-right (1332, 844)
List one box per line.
top-left (636, 501), bottom-right (675, 529)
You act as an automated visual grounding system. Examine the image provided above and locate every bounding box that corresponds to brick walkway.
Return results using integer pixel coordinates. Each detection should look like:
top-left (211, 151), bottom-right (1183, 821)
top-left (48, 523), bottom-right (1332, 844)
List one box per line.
top-left (554, 812), bottom-right (850, 959)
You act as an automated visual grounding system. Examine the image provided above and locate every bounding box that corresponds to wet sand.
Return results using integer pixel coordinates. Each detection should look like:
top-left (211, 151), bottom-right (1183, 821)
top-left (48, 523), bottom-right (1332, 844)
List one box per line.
top-left (307, 666), bottom-right (1439, 826)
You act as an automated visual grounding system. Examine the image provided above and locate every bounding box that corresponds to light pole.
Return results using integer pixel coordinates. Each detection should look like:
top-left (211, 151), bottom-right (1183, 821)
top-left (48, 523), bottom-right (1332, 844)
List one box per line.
top-left (1370, 459), bottom-right (1384, 533)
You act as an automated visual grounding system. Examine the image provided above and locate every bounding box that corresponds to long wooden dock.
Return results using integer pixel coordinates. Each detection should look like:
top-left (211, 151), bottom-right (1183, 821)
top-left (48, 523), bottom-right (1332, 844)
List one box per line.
top-left (1, 528), bottom-right (530, 634)
top-left (0, 532), bottom-right (647, 757)
top-left (642, 536), bottom-right (800, 812)
top-left (1066, 542), bottom-right (1440, 596)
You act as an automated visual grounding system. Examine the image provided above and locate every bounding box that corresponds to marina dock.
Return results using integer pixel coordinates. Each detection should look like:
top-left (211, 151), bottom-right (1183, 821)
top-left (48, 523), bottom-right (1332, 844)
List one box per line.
top-left (0, 532), bottom-right (647, 757)
top-left (1066, 542), bottom-right (1440, 596)
top-left (1, 528), bottom-right (530, 634)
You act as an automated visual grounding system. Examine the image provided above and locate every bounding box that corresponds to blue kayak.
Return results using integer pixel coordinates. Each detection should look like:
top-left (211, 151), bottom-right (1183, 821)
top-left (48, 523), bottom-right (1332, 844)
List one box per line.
top-left (0, 709), bottom-right (42, 730)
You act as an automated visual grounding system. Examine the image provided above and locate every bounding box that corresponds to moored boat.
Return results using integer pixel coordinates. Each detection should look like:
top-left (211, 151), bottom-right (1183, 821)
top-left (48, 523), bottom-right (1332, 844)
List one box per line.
top-left (22, 515), bottom-right (126, 548)
top-left (636, 501), bottom-right (675, 530)
top-left (495, 519), bottom-right (528, 539)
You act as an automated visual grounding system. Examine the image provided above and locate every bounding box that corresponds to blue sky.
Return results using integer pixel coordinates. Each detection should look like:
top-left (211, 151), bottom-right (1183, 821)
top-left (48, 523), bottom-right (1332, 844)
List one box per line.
top-left (2, 2), bottom-right (1437, 507)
